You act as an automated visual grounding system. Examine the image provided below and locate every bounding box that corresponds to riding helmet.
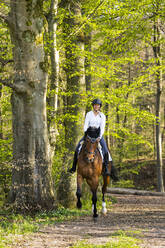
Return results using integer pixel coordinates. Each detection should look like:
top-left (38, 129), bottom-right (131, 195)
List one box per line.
top-left (92, 99), bottom-right (102, 107)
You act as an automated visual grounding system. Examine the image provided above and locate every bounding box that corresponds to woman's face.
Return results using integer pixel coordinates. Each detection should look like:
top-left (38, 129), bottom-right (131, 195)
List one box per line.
top-left (93, 104), bottom-right (100, 112)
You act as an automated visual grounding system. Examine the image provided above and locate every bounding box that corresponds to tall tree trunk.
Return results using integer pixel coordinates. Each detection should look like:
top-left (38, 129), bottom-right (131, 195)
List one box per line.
top-left (116, 63), bottom-right (131, 164)
top-left (153, 20), bottom-right (164, 192)
top-left (47, 0), bottom-right (59, 151)
top-left (8, 0), bottom-right (55, 210)
top-left (104, 83), bottom-right (111, 149)
top-left (85, 31), bottom-right (92, 113)
top-left (57, 0), bottom-right (85, 207)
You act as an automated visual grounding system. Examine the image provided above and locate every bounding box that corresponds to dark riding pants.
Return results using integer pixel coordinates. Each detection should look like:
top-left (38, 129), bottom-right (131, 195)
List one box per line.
top-left (100, 137), bottom-right (109, 155)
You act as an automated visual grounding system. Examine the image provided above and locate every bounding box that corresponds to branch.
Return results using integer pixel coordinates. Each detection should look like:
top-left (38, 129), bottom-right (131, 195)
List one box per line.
top-left (0, 58), bottom-right (13, 66)
top-left (159, 23), bottom-right (165, 34)
top-left (0, 78), bottom-right (14, 89)
top-left (45, 0), bottom-right (58, 23)
top-left (0, 13), bottom-right (9, 24)
top-left (0, 78), bottom-right (28, 94)
top-left (59, 0), bottom-right (105, 51)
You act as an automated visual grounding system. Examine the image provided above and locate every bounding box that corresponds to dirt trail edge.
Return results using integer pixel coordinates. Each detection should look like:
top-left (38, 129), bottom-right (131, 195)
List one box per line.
top-left (18, 194), bottom-right (165, 248)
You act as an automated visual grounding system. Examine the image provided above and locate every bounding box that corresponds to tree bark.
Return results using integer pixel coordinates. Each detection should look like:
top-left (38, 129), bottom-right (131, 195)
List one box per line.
top-left (63, 2), bottom-right (85, 152)
top-left (8, 0), bottom-right (55, 211)
top-left (85, 30), bottom-right (92, 113)
top-left (47, 0), bottom-right (59, 149)
top-left (57, 0), bottom-right (85, 207)
top-left (153, 20), bottom-right (164, 192)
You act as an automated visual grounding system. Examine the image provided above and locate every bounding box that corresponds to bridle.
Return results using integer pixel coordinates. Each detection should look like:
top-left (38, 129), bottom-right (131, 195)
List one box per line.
top-left (84, 135), bottom-right (98, 163)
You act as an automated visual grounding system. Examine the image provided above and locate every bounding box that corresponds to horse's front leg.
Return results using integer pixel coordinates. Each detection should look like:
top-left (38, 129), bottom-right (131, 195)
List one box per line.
top-left (87, 177), bottom-right (99, 218)
top-left (101, 174), bottom-right (110, 215)
top-left (76, 173), bottom-right (83, 209)
top-left (92, 190), bottom-right (98, 218)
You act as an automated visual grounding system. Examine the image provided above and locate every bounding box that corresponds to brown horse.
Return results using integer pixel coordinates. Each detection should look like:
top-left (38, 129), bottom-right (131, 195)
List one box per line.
top-left (76, 127), bottom-right (111, 218)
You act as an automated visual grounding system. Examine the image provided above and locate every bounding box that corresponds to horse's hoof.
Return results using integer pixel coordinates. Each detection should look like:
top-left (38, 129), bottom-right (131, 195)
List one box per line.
top-left (93, 213), bottom-right (98, 218)
top-left (77, 202), bottom-right (82, 209)
top-left (101, 211), bottom-right (107, 216)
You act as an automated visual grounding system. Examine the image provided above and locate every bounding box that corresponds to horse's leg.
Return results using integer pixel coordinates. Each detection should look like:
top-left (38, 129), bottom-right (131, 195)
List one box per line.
top-left (87, 178), bottom-right (99, 218)
top-left (101, 174), bottom-right (110, 215)
top-left (76, 173), bottom-right (83, 209)
top-left (92, 189), bottom-right (98, 218)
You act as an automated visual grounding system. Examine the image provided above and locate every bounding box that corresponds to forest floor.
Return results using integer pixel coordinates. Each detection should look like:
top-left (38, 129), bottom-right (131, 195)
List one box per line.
top-left (15, 194), bottom-right (165, 248)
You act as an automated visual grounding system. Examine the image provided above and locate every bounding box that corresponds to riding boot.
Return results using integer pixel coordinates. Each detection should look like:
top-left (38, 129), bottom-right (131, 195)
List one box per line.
top-left (69, 151), bottom-right (78, 173)
top-left (103, 153), bottom-right (111, 176)
top-left (110, 161), bottom-right (119, 182)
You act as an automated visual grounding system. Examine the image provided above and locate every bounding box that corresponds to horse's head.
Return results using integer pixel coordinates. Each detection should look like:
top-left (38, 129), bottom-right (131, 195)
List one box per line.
top-left (84, 127), bottom-right (100, 163)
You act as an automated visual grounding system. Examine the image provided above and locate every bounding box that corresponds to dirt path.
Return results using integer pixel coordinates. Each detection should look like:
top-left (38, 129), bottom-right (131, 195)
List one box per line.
top-left (18, 194), bottom-right (165, 248)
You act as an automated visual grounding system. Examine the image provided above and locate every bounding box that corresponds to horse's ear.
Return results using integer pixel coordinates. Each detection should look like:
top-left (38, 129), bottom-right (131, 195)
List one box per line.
top-left (97, 127), bottom-right (101, 137)
top-left (84, 130), bottom-right (88, 138)
top-left (85, 127), bottom-right (89, 137)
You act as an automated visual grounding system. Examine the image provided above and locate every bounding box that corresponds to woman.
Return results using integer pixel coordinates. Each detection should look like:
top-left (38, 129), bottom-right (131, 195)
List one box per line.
top-left (69, 99), bottom-right (118, 180)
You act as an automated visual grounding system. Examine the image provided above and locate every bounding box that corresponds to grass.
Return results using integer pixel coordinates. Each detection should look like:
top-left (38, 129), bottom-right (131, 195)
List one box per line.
top-left (0, 191), bottom-right (114, 247)
top-left (0, 191), bottom-right (117, 247)
top-left (0, 207), bottom-right (91, 248)
top-left (70, 230), bottom-right (142, 248)
top-left (0, 213), bottom-right (38, 248)
top-left (0, 193), bottom-right (142, 248)
top-left (0, 189), bottom-right (115, 247)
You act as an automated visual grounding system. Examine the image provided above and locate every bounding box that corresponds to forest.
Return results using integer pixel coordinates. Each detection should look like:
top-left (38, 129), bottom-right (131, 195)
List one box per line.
top-left (0, 0), bottom-right (165, 212)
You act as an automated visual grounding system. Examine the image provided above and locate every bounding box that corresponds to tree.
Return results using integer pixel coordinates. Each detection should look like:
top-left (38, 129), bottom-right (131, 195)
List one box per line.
top-left (152, 15), bottom-right (164, 192)
top-left (1, 0), bottom-right (55, 211)
top-left (56, 0), bottom-right (86, 207)
top-left (46, 0), bottom-right (60, 149)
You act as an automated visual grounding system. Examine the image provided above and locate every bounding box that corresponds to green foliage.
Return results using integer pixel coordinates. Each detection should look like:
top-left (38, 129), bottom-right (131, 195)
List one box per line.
top-left (0, 6), bottom-right (13, 205)
top-left (0, 213), bottom-right (38, 247)
top-left (114, 180), bottom-right (134, 189)
top-left (0, 86), bottom-right (12, 206)
top-left (0, 0), bottom-right (164, 210)
top-left (0, 21), bottom-right (12, 63)
top-left (34, 207), bottom-right (90, 225)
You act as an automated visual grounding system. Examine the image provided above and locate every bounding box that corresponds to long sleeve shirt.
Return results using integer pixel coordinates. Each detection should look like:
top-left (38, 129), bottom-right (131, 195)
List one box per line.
top-left (84, 111), bottom-right (106, 139)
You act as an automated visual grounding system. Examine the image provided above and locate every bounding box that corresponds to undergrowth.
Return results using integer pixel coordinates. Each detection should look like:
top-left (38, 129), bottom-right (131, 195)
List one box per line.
top-left (0, 207), bottom-right (89, 248)
top-left (0, 192), bottom-right (114, 247)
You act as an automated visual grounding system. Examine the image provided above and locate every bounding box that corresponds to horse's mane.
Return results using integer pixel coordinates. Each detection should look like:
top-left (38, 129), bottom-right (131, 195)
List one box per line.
top-left (86, 126), bottom-right (100, 139)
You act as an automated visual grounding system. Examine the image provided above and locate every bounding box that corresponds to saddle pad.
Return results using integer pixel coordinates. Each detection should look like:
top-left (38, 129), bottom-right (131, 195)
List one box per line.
top-left (78, 141), bottom-right (112, 162)
top-left (78, 140), bottom-right (84, 154)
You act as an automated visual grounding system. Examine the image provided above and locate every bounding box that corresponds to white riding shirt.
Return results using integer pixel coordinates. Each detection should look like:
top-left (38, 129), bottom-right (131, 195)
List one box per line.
top-left (84, 111), bottom-right (106, 139)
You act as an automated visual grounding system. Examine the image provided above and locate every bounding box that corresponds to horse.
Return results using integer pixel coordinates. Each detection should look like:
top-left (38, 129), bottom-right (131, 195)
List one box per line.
top-left (76, 126), bottom-right (111, 218)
